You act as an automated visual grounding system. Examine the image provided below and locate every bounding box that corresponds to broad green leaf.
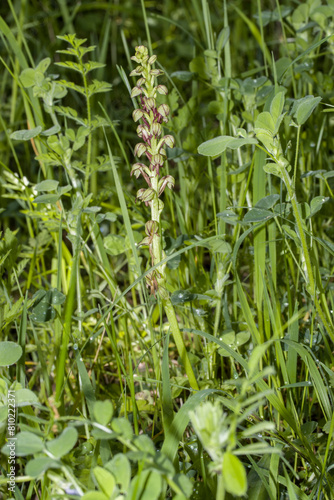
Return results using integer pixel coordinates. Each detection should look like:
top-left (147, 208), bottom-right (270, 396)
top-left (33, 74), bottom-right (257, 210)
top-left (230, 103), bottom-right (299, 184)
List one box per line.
top-left (105, 454), bottom-right (131, 492)
top-left (36, 57), bottom-right (51, 73)
top-left (174, 473), bottom-right (193, 497)
top-left (0, 341), bottom-right (22, 366)
top-left (111, 418), bottom-right (133, 439)
top-left (292, 95), bottom-right (322, 126)
top-left (25, 457), bottom-right (60, 477)
top-left (93, 466), bottom-right (116, 496)
top-left (198, 136), bottom-right (257, 156)
top-left (46, 427), bottom-right (78, 458)
top-left (235, 330), bottom-right (251, 346)
top-left (93, 400), bottom-right (114, 426)
top-left (171, 290), bottom-right (196, 305)
top-left (255, 112), bottom-right (275, 134)
top-left (29, 288), bottom-right (65, 322)
top-left (34, 180), bottom-right (59, 192)
top-left (255, 194), bottom-right (280, 209)
top-left (41, 124), bottom-right (61, 136)
top-left (243, 208), bottom-right (274, 223)
top-left (15, 388), bottom-right (38, 407)
top-left (104, 234), bottom-right (129, 256)
top-left (133, 434), bottom-right (156, 455)
top-left (2, 431), bottom-right (44, 457)
top-left (308, 196), bottom-right (329, 218)
top-left (222, 452), bottom-right (247, 496)
top-left (33, 194), bottom-right (60, 204)
top-left (10, 126), bottom-right (42, 141)
top-left (81, 494), bottom-right (108, 500)
top-left (254, 129), bottom-right (274, 151)
top-left (270, 91), bottom-right (285, 124)
top-left (19, 68), bottom-right (36, 87)
top-left (128, 470), bottom-right (162, 500)
top-left (263, 162), bottom-right (284, 178)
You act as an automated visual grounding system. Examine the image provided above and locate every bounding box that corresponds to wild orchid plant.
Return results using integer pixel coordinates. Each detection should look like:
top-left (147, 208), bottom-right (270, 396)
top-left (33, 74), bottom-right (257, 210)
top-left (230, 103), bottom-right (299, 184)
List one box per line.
top-left (129, 45), bottom-right (199, 391)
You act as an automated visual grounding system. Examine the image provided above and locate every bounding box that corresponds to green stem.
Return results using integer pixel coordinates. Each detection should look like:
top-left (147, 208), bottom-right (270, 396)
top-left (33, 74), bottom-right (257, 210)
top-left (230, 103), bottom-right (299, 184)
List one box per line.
top-left (82, 67), bottom-right (92, 194)
top-left (162, 298), bottom-right (199, 391)
top-left (151, 183), bottom-right (199, 390)
top-left (281, 168), bottom-right (334, 340)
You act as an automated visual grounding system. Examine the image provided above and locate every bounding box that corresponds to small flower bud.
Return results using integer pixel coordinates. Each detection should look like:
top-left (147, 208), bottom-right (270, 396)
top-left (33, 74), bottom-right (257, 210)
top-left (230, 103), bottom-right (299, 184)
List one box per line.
top-left (151, 122), bottom-right (162, 137)
top-left (141, 127), bottom-right (150, 142)
top-left (156, 85), bottom-right (168, 95)
top-left (157, 104), bottom-right (170, 118)
top-left (148, 55), bottom-right (157, 65)
top-left (136, 45), bottom-right (148, 56)
top-left (132, 109), bottom-right (144, 122)
top-left (131, 86), bottom-right (142, 98)
top-left (145, 98), bottom-right (155, 110)
top-left (129, 65), bottom-right (144, 76)
top-left (136, 188), bottom-right (146, 201)
top-left (131, 162), bottom-right (145, 178)
top-left (151, 154), bottom-right (164, 168)
top-left (158, 175), bottom-right (175, 195)
top-left (137, 187), bottom-right (156, 202)
top-left (134, 142), bottom-right (147, 157)
top-left (136, 124), bottom-right (144, 137)
top-left (162, 135), bottom-right (175, 148)
top-left (159, 148), bottom-right (167, 157)
top-left (137, 78), bottom-right (146, 86)
top-left (138, 236), bottom-right (151, 247)
top-left (145, 220), bottom-right (159, 236)
top-left (150, 69), bottom-right (164, 76)
top-left (130, 55), bottom-right (141, 63)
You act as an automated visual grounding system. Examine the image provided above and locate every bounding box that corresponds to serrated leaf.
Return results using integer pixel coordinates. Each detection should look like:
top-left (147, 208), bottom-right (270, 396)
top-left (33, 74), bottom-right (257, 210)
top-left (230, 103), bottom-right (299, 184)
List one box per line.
top-left (55, 61), bottom-right (82, 73)
top-left (198, 136), bottom-right (257, 156)
top-left (87, 80), bottom-right (112, 96)
top-left (34, 180), bottom-right (59, 192)
top-left (58, 80), bottom-right (86, 95)
top-left (0, 341), bottom-right (22, 366)
top-left (10, 126), bottom-right (42, 141)
top-left (83, 61), bottom-right (106, 73)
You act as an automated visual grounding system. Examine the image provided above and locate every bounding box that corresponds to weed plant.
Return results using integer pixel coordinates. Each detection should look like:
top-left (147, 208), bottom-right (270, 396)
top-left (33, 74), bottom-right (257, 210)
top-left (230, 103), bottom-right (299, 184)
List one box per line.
top-left (0, 0), bottom-right (334, 499)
